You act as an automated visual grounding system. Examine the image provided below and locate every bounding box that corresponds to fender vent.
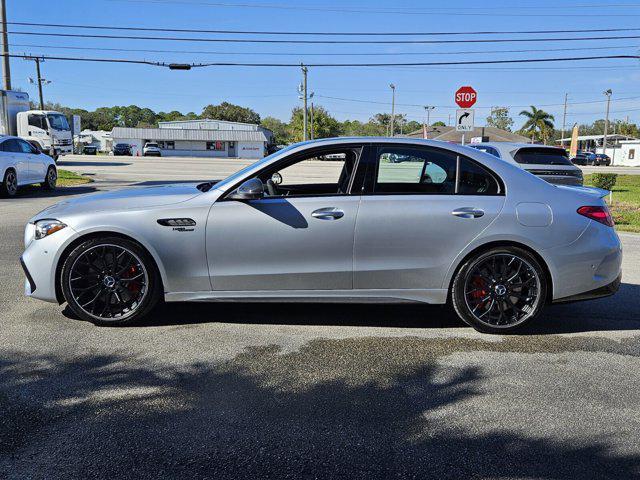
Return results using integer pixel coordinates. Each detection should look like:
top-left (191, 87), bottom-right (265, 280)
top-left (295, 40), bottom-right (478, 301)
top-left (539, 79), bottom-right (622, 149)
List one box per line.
top-left (157, 218), bottom-right (197, 227)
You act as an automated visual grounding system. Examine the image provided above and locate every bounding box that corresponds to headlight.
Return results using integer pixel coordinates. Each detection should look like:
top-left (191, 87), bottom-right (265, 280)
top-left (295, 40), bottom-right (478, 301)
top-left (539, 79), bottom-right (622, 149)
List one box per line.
top-left (34, 219), bottom-right (67, 240)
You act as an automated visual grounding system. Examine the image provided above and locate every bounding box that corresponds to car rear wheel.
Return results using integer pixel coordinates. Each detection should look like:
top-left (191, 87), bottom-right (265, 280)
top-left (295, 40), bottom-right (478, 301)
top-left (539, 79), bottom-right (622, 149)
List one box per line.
top-left (41, 166), bottom-right (57, 190)
top-left (1, 168), bottom-right (18, 197)
top-left (61, 237), bottom-right (162, 326)
top-left (451, 247), bottom-right (548, 333)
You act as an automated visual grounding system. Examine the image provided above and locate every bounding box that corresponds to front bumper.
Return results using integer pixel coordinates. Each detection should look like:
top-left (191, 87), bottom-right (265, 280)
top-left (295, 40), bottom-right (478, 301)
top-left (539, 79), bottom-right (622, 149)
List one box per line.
top-left (21, 223), bottom-right (78, 303)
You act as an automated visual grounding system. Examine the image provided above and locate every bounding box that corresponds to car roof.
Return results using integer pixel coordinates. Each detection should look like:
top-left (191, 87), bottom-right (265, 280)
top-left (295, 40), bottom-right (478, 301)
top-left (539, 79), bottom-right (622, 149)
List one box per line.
top-left (469, 142), bottom-right (564, 150)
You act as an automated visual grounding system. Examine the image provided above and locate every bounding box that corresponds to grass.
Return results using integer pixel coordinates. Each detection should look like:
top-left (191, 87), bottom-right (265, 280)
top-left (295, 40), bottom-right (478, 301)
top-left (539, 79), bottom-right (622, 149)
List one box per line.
top-left (57, 169), bottom-right (93, 187)
top-left (584, 174), bottom-right (640, 233)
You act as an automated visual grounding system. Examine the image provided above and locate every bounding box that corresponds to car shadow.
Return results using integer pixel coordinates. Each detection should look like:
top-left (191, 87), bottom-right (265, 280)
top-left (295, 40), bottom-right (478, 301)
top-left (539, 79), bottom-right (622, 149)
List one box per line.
top-left (62, 283), bottom-right (640, 334)
top-left (57, 160), bottom-right (131, 167)
top-left (12, 184), bottom-right (98, 198)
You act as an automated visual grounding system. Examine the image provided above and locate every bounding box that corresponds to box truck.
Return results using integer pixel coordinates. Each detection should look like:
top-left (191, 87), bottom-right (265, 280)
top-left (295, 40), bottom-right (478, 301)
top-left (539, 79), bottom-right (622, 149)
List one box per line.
top-left (0, 90), bottom-right (73, 160)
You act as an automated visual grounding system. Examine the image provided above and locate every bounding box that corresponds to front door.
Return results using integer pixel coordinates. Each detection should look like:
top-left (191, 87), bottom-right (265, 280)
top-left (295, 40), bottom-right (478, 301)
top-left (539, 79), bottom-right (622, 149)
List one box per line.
top-left (354, 144), bottom-right (506, 291)
top-left (2, 139), bottom-right (31, 184)
top-left (207, 146), bottom-right (363, 291)
top-left (18, 139), bottom-right (47, 183)
top-left (228, 141), bottom-right (236, 157)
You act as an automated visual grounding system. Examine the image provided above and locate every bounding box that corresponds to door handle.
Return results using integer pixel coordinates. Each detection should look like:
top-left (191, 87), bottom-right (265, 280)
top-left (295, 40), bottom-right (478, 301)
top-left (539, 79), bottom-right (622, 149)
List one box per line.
top-left (452, 207), bottom-right (485, 219)
top-left (311, 207), bottom-right (344, 220)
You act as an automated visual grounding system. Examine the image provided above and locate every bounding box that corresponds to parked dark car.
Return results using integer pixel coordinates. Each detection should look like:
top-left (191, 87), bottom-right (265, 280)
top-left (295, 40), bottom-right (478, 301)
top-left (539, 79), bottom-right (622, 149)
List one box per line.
top-left (82, 145), bottom-right (98, 155)
top-left (571, 151), bottom-right (591, 166)
top-left (571, 152), bottom-right (611, 166)
top-left (113, 143), bottom-right (132, 156)
top-left (595, 153), bottom-right (611, 166)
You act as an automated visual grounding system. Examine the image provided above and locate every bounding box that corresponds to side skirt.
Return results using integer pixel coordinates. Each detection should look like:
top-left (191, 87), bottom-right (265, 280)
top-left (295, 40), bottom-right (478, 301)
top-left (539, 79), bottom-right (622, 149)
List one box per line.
top-left (165, 289), bottom-right (448, 305)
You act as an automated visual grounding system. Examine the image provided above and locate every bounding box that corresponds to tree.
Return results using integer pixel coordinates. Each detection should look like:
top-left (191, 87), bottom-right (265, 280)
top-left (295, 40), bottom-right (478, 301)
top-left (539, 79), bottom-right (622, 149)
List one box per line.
top-left (288, 106), bottom-right (340, 142)
top-left (261, 116), bottom-right (290, 145)
top-left (201, 102), bottom-right (260, 124)
top-left (486, 107), bottom-right (514, 132)
top-left (432, 121), bottom-right (446, 127)
top-left (519, 106), bottom-right (555, 144)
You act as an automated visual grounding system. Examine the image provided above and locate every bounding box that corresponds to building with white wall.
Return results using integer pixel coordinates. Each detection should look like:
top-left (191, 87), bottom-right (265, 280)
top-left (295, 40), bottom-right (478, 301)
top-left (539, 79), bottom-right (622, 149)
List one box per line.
top-left (79, 130), bottom-right (112, 152)
top-left (111, 119), bottom-right (271, 159)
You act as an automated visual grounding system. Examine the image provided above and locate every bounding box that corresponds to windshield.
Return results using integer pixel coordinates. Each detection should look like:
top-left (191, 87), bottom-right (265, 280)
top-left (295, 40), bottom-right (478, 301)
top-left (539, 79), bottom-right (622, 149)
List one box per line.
top-left (513, 147), bottom-right (573, 166)
top-left (213, 143), bottom-right (298, 190)
top-left (46, 113), bottom-right (70, 131)
top-left (146, 143), bottom-right (158, 147)
top-left (115, 143), bottom-right (129, 148)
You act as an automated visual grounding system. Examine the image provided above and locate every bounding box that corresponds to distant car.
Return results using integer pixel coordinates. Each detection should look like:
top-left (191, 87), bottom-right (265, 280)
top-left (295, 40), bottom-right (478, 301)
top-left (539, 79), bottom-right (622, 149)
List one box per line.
top-left (143, 142), bottom-right (162, 157)
top-left (82, 145), bottom-right (98, 155)
top-left (571, 151), bottom-right (590, 166)
top-left (595, 153), bottom-right (611, 166)
top-left (113, 143), bottom-right (132, 156)
top-left (0, 135), bottom-right (57, 197)
top-left (467, 143), bottom-right (583, 186)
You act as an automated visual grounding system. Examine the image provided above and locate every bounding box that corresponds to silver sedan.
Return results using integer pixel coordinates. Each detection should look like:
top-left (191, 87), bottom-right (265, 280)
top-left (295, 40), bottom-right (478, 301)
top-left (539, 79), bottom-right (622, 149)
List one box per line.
top-left (21, 138), bottom-right (622, 333)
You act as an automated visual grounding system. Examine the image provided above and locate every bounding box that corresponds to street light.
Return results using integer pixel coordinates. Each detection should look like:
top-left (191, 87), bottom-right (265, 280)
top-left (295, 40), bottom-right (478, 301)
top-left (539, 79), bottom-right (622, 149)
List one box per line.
top-left (389, 83), bottom-right (396, 137)
top-left (423, 106), bottom-right (435, 139)
top-left (603, 89), bottom-right (612, 158)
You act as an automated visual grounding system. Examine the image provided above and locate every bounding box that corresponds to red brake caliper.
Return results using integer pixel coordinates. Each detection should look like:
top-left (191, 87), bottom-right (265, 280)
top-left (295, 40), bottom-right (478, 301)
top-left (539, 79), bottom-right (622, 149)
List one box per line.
top-left (470, 276), bottom-right (489, 309)
top-left (122, 265), bottom-right (141, 294)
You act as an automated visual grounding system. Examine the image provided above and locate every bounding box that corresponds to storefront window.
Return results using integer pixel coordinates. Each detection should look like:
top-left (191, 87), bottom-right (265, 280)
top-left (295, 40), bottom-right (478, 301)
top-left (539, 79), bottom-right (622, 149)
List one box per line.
top-left (207, 141), bottom-right (225, 151)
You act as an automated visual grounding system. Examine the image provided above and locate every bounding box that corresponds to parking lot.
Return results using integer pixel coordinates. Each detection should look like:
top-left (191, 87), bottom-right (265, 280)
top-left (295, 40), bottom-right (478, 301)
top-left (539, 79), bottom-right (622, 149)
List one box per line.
top-left (2, 155), bottom-right (640, 478)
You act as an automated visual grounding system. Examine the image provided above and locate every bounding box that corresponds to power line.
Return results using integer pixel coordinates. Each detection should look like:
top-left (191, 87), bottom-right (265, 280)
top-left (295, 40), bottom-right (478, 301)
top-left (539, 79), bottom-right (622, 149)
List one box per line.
top-left (10, 42), bottom-right (640, 57)
top-left (9, 21), bottom-right (640, 36)
top-left (3, 52), bottom-right (638, 68)
top-left (8, 30), bottom-right (640, 45)
top-left (107, 0), bottom-right (640, 17)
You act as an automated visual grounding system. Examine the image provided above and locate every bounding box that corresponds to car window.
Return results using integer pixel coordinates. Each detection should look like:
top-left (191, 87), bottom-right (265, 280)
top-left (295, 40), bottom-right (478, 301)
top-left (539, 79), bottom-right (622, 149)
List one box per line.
top-left (513, 147), bottom-right (573, 166)
top-left (373, 146), bottom-right (501, 195)
top-left (470, 145), bottom-right (501, 158)
top-left (17, 139), bottom-right (37, 154)
top-left (254, 148), bottom-right (360, 197)
top-left (375, 146), bottom-right (457, 194)
top-left (1, 139), bottom-right (22, 153)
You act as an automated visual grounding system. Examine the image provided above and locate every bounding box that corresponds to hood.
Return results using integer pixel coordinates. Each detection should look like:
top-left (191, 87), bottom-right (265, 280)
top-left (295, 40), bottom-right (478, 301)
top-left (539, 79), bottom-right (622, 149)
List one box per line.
top-left (33, 183), bottom-right (204, 220)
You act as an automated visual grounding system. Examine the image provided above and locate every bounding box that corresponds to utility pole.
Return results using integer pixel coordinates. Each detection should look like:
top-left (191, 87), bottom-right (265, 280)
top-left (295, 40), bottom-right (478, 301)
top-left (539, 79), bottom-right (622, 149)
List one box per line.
top-left (603, 89), bottom-right (612, 157)
top-left (25, 56), bottom-right (46, 109)
top-left (560, 93), bottom-right (568, 148)
top-left (389, 83), bottom-right (396, 137)
top-left (423, 106), bottom-right (435, 139)
top-left (309, 92), bottom-right (315, 140)
top-left (0, 0), bottom-right (11, 90)
top-left (301, 64), bottom-right (308, 141)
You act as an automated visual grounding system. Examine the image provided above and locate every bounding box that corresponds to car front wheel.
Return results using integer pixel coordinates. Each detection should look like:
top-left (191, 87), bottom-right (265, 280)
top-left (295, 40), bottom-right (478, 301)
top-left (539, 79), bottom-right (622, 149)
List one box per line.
top-left (61, 237), bottom-right (162, 326)
top-left (451, 247), bottom-right (548, 333)
top-left (42, 166), bottom-right (57, 190)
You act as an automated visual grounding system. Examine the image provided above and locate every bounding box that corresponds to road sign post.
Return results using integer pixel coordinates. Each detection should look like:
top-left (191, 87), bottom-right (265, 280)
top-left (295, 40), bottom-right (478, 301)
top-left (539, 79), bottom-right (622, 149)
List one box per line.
top-left (455, 86), bottom-right (477, 145)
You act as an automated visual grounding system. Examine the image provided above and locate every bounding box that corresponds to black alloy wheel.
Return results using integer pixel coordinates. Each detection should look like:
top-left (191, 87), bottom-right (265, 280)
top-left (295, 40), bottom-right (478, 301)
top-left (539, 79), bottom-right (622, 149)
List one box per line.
top-left (61, 237), bottom-right (161, 326)
top-left (451, 247), bottom-right (547, 333)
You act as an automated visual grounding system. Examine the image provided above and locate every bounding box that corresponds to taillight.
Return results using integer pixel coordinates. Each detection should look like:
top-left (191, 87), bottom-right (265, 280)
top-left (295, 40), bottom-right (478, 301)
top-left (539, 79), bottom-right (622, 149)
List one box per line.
top-left (577, 206), bottom-right (614, 227)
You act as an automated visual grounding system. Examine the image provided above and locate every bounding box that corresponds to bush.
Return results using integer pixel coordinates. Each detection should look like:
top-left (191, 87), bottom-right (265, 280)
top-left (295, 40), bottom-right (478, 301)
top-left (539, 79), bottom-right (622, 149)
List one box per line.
top-left (591, 173), bottom-right (618, 191)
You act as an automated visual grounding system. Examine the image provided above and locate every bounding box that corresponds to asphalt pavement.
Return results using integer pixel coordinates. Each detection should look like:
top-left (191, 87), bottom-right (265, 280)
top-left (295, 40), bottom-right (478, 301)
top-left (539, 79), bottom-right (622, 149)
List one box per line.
top-left (1, 157), bottom-right (639, 479)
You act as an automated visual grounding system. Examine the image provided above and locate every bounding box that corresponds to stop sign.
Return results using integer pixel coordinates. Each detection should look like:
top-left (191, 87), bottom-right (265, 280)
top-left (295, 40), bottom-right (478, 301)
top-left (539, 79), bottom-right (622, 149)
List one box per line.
top-left (455, 86), bottom-right (477, 108)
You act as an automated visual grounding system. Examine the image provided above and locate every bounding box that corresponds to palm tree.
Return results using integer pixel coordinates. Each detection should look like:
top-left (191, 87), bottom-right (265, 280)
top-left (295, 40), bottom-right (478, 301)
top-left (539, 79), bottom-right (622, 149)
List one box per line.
top-left (519, 106), bottom-right (555, 144)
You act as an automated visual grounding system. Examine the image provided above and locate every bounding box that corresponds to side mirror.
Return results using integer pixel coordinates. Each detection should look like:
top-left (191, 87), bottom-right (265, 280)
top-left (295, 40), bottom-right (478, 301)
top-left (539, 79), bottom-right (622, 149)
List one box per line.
top-left (227, 177), bottom-right (264, 200)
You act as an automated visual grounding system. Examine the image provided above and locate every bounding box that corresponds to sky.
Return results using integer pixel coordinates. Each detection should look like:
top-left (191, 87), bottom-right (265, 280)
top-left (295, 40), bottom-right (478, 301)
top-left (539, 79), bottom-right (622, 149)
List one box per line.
top-left (7, 0), bottom-right (640, 129)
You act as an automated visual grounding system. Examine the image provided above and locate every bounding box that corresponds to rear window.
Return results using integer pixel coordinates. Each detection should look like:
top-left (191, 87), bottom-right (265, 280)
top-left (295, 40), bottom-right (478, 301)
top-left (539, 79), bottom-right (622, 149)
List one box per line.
top-left (146, 143), bottom-right (158, 147)
top-left (513, 147), bottom-right (572, 166)
top-left (116, 143), bottom-right (129, 148)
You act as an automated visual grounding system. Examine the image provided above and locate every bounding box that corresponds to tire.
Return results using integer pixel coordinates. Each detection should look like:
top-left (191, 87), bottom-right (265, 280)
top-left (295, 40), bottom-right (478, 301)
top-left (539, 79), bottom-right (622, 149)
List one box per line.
top-left (0, 168), bottom-right (18, 197)
top-left (61, 236), bottom-right (162, 326)
top-left (451, 247), bottom-right (548, 334)
top-left (41, 166), bottom-right (57, 190)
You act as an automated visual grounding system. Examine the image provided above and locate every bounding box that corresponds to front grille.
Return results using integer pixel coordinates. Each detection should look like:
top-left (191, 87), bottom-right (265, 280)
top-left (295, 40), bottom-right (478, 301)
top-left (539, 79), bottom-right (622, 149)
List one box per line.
top-left (55, 139), bottom-right (72, 146)
top-left (528, 169), bottom-right (581, 178)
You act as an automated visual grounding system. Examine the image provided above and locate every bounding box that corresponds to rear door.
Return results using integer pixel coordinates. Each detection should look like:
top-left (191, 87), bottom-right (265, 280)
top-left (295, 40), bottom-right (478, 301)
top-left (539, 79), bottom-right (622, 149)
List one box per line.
top-left (354, 144), bottom-right (505, 290)
top-left (2, 139), bottom-right (31, 184)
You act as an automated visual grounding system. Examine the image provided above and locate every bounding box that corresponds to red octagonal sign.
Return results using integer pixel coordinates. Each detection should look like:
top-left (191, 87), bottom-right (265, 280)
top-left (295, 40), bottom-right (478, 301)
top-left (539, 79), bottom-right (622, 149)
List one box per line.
top-left (455, 86), bottom-right (477, 108)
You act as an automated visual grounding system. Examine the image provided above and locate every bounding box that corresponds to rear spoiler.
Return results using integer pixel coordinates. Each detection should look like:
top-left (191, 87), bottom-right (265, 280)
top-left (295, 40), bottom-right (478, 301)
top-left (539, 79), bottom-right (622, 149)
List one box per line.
top-left (556, 185), bottom-right (610, 198)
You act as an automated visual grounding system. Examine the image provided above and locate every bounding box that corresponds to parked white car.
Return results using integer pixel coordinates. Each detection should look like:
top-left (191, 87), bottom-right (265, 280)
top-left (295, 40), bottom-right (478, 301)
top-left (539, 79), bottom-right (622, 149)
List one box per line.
top-left (0, 135), bottom-right (57, 197)
top-left (143, 142), bottom-right (162, 157)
